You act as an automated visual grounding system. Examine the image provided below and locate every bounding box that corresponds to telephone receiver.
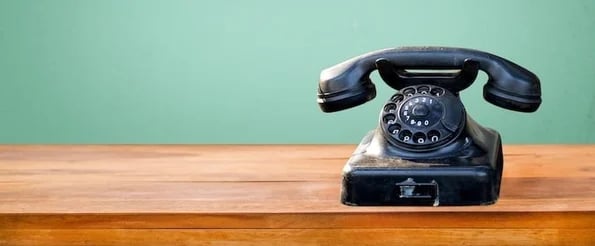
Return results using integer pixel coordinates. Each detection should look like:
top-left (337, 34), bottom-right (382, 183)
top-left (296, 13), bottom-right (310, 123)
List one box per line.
top-left (317, 47), bottom-right (542, 206)
top-left (317, 47), bottom-right (541, 113)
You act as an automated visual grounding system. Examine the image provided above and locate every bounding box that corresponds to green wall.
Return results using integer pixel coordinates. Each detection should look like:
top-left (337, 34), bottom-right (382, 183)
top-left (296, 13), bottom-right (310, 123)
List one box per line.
top-left (0, 0), bottom-right (594, 144)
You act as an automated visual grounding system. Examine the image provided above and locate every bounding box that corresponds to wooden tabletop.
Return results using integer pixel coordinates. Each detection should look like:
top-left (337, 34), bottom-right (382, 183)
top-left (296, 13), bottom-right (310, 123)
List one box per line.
top-left (1, 145), bottom-right (594, 245)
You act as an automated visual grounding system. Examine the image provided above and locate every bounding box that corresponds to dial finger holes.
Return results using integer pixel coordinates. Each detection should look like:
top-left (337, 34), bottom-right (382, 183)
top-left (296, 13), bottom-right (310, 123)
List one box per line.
top-left (418, 86), bottom-right (430, 94)
top-left (388, 124), bottom-right (401, 135)
top-left (398, 130), bottom-right (412, 142)
top-left (383, 114), bottom-right (396, 124)
top-left (402, 88), bottom-right (415, 96)
top-left (391, 94), bottom-right (404, 102)
top-left (384, 103), bottom-right (397, 113)
top-left (430, 87), bottom-right (444, 96)
top-left (428, 130), bottom-right (441, 142)
top-left (413, 132), bottom-right (426, 144)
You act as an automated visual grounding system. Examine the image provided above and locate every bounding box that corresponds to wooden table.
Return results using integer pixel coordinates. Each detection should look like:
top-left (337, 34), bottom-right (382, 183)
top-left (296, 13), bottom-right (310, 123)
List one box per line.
top-left (0, 145), bottom-right (594, 245)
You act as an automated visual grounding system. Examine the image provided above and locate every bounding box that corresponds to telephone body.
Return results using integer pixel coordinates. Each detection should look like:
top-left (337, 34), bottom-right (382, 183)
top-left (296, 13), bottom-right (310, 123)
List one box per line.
top-left (317, 47), bottom-right (541, 206)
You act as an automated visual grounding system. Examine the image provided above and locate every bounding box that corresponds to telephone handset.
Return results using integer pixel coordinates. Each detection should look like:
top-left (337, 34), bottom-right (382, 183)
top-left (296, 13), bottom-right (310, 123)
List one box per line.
top-left (317, 47), bottom-right (541, 206)
top-left (318, 46), bottom-right (541, 113)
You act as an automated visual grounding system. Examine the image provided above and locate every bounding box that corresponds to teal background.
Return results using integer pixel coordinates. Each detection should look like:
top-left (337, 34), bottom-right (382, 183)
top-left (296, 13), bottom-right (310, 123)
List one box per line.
top-left (0, 0), bottom-right (594, 144)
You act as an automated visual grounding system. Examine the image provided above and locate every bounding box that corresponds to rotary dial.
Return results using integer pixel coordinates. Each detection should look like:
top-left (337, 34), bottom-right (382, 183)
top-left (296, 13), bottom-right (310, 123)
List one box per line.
top-left (380, 85), bottom-right (465, 150)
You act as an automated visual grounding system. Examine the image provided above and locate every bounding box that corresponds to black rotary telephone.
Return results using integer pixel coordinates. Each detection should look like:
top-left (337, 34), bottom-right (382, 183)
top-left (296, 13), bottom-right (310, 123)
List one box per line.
top-left (317, 47), bottom-right (541, 206)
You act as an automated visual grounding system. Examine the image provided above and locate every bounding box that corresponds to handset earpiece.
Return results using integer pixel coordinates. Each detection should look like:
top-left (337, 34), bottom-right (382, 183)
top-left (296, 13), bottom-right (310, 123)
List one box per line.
top-left (317, 54), bottom-right (379, 112)
top-left (317, 47), bottom-right (542, 113)
top-left (317, 77), bottom-right (376, 113)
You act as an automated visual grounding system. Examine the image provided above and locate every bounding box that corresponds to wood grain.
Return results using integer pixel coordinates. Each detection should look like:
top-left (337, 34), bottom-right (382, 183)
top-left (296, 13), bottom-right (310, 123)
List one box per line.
top-left (0, 145), bottom-right (594, 245)
top-left (1, 229), bottom-right (594, 246)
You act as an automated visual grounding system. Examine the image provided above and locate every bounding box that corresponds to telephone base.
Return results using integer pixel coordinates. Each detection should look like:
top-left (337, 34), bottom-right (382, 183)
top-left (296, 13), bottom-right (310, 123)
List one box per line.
top-left (341, 164), bottom-right (499, 206)
top-left (341, 128), bottom-right (503, 206)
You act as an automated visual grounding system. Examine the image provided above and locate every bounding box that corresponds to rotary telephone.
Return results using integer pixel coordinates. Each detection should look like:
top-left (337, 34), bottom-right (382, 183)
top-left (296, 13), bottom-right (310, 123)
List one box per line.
top-left (317, 47), bottom-right (541, 206)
